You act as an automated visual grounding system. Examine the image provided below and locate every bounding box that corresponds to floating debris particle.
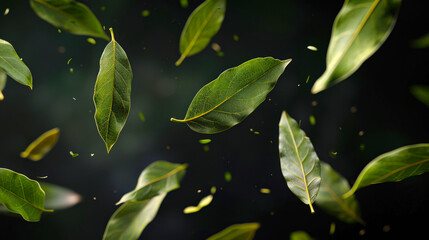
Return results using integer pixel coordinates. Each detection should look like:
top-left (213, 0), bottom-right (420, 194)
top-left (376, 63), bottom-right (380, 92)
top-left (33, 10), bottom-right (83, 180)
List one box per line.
top-left (142, 10), bottom-right (150, 17)
top-left (180, 0), bottom-right (188, 8)
top-left (69, 151), bottom-right (79, 157)
top-left (58, 29), bottom-right (62, 33)
top-left (330, 222), bottom-right (336, 235)
top-left (260, 188), bottom-right (271, 194)
top-left (183, 195), bottom-right (213, 214)
top-left (210, 186), bottom-right (217, 194)
top-left (253, 131), bottom-right (260, 135)
top-left (72, 97), bottom-right (76, 101)
top-left (4, 8), bottom-right (10, 16)
top-left (307, 45), bottom-right (318, 51)
top-left (203, 145), bottom-right (210, 152)
top-left (87, 38), bottom-right (96, 45)
top-left (166, 145), bottom-right (171, 150)
top-left (199, 139), bottom-right (211, 144)
top-left (350, 106), bottom-right (357, 113)
top-left (211, 43), bottom-right (221, 52)
top-left (358, 130), bottom-right (364, 136)
top-left (139, 112), bottom-right (145, 122)
top-left (67, 58), bottom-right (72, 65)
top-left (224, 171), bottom-right (232, 182)
top-left (311, 101), bottom-right (318, 106)
top-left (90, 153), bottom-right (95, 157)
top-left (93, 197), bottom-right (97, 200)
top-left (359, 229), bottom-right (366, 236)
top-left (100, 6), bottom-right (106, 11)
top-left (306, 75), bottom-right (310, 84)
top-left (216, 51), bottom-right (224, 57)
top-left (197, 189), bottom-right (202, 193)
top-left (37, 176), bottom-right (48, 179)
top-left (359, 144), bottom-right (365, 151)
top-left (382, 225), bottom-right (391, 232)
top-left (58, 46), bottom-right (66, 53)
top-left (233, 34), bottom-right (239, 42)
top-left (309, 115), bottom-right (316, 126)
top-left (69, 68), bottom-right (74, 73)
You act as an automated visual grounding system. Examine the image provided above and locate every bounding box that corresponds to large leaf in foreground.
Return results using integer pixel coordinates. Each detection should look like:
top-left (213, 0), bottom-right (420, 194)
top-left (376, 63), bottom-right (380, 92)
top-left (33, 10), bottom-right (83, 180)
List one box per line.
top-left (206, 222), bottom-right (260, 240)
top-left (103, 161), bottom-right (187, 240)
top-left (279, 111), bottom-right (321, 213)
top-left (315, 162), bottom-right (364, 224)
top-left (176, 0), bottom-right (226, 66)
top-left (30, 0), bottom-right (109, 40)
top-left (0, 71), bottom-right (5, 100)
top-left (344, 143), bottom-right (429, 198)
top-left (0, 168), bottom-right (52, 222)
top-left (171, 57), bottom-right (291, 134)
top-left (0, 39), bottom-right (32, 89)
top-left (20, 128), bottom-right (60, 161)
top-left (311, 0), bottom-right (401, 94)
top-left (94, 28), bottom-right (132, 153)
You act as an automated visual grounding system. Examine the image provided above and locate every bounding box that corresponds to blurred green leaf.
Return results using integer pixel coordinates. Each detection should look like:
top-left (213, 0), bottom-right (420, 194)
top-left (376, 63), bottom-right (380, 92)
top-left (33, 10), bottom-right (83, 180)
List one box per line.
top-left (207, 222), bottom-right (260, 240)
top-left (290, 231), bottom-right (315, 240)
top-left (171, 57), bottom-right (291, 134)
top-left (30, 0), bottom-right (109, 40)
top-left (0, 39), bottom-right (33, 89)
top-left (20, 128), bottom-right (60, 161)
top-left (410, 33), bottom-right (429, 48)
top-left (176, 0), bottom-right (226, 66)
top-left (279, 111), bottom-right (321, 213)
top-left (312, 0), bottom-right (401, 94)
top-left (410, 85), bottom-right (429, 108)
top-left (94, 28), bottom-right (133, 153)
top-left (0, 71), bottom-right (6, 100)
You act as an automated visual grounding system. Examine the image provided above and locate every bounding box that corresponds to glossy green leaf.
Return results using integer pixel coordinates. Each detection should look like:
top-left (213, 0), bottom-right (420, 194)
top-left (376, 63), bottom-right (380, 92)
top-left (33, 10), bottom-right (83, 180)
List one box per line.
top-left (410, 85), bottom-right (429, 108)
top-left (312, 0), bottom-right (401, 94)
top-left (116, 161), bottom-right (187, 205)
top-left (344, 143), bottom-right (429, 198)
top-left (20, 128), bottom-right (60, 161)
top-left (290, 231), bottom-right (315, 240)
top-left (176, 0), bottom-right (226, 66)
top-left (0, 71), bottom-right (5, 100)
top-left (279, 111), bottom-right (321, 213)
top-left (0, 39), bottom-right (32, 89)
top-left (30, 0), bottom-right (109, 40)
top-left (206, 223), bottom-right (260, 240)
top-left (40, 182), bottom-right (81, 210)
top-left (93, 28), bottom-right (133, 153)
top-left (103, 161), bottom-right (187, 240)
top-left (0, 168), bottom-right (52, 222)
top-left (171, 57), bottom-right (291, 134)
top-left (315, 162), bottom-right (365, 224)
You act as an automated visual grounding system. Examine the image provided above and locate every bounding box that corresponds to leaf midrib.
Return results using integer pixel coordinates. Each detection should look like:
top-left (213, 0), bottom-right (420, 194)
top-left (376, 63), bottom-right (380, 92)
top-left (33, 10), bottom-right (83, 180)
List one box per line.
top-left (0, 185), bottom-right (48, 212)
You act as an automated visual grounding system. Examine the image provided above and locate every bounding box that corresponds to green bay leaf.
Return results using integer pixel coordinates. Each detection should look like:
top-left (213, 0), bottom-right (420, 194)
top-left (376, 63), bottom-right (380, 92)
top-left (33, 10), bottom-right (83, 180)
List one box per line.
top-left (206, 222), bottom-right (260, 240)
top-left (93, 28), bottom-right (132, 153)
top-left (20, 128), bottom-right (60, 161)
top-left (171, 57), bottom-right (291, 134)
top-left (344, 143), bottom-right (429, 198)
top-left (315, 162), bottom-right (364, 224)
top-left (312, 0), bottom-right (401, 94)
top-left (176, 0), bottom-right (226, 66)
top-left (279, 111), bottom-right (321, 213)
top-left (0, 39), bottom-right (33, 89)
top-left (0, 168), bottom-right (52, 222)
top-left (30, 0), bottom-right (109, 40)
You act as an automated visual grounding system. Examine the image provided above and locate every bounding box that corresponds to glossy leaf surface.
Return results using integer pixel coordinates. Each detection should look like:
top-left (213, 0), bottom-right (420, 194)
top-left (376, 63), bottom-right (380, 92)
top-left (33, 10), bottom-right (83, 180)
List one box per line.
top-left (103, 161), bottom-right (187, 240)
top-left (410, 85), bottom-right (429, 108)
top-left (279, 111), bottom-right (321, 213)
top-left (20, 128), bottom-right (60, 161)
top-left (171, 57), bottom-right (291, 134)
top-left (0, 71), bottom-right (5, 100)
top-left (315, 162), bottom-right (364, 224)
top-left (312, 0), bottom-right (401, 94)
top-left (344, 144), bottom-right (429, 198)
top-left (0, 168), bottom-right (52, 222)
top-left (0, 39), bottom-right (32, 89)
top-left (94, 28), bottom-right (132, 153)
top-left (176, 0), bottom-right (226, 66)
top-left (207, 222), bottom-right (260, 240)
top-left (30, 0), bottom-right (109, 40)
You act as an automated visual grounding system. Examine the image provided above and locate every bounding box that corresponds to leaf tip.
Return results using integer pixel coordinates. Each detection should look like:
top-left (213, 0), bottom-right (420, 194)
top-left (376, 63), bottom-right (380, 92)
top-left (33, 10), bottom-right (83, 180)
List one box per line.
top-left (109, 28), bottom-right (115, 42)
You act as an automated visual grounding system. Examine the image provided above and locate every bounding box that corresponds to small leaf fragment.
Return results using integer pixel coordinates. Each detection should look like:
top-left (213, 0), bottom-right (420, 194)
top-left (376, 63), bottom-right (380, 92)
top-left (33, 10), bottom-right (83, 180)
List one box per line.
top-left (199, 139), bottom-right (212, 144)
top-left (20, 128), bottom-right (60, 161)
top-left (139, 112), bottom-right (145, 122)
top-left (307, 45), bottom-right (318, 51)
top-left (207, 222), bottom-right (260, 240)
top-left (141, 10), bottom-right (150, 17)
top-left (87, 38), bottom-right (96, 45)
top-left (69, 151), bottom-right (79, 157)
top-left (183, 194), bottom-right (213, 214)
top-left (224, 171), bottom-right (232, 182)
top-left (260, 188), bottom-right (271, 194)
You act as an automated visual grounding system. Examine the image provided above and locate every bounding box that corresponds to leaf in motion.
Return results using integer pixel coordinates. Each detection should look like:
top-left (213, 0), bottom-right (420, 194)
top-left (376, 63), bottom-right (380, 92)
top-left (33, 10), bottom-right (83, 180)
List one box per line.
top-left (290, 231), bottom-right (315, 240)
top-left (93, 28), bottom-right (133, 153)
top-left (30, 0), bottom-right (109, 40)
top-left (410, 85), bottom-right (429, 108)
top-left (315, 162), bottom-right (364, 224)
top-left (20, 128), bottom-right (60, 161)
top-left (0, 71), bottom-right (6, 100)
top-left (103, 161), bottom-right (187, 240)
top-left (279, 111), bottom-right (321, 213)
top-left (0, 168), bottom-right (52, 222)
top-left (311, 0), bottom-right (401, 94)
top-left (0, 39), bottom-right (32, 89)
top-left (344, 143), bottom-right (429, 198)
top-left (40, 182), bottom-right (81, 210)
top-left (183, 194), bottom-right (213, 214)
top-left (176, 0), bottom-right (226, 66)
top-left (206, 222), bottom-right (260, 240)
top-left (171, 57), bottom-right (291, 134)
top-left (410, 33), bottom-right (429, 48)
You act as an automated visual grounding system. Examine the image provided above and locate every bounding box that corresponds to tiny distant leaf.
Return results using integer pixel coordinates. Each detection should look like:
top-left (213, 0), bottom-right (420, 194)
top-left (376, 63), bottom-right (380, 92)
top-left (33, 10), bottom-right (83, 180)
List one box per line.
top-left (87, 38), bottom-right (96, 45)
top-left (176, 0), bottom-right (226, 66)
top-left (279, 111), bottom-right (321, 213)
top-left (312, 0), bottom-right (401, 94)
top-left (410, 85), bottom-right (429, 108)
top-left (344, 144), bottom-right (429, 198)
top-left (224, 171), bottom-right (232, 182)
top-left (0, 39), bottom-right (33, 89)
top-left (139, 112), bottom-right (145, 122)
top-left (260, 188), bottom-right (271, 194)
top-left (94, 28), bottom-right (133, 153)
top-left (199, 139), bottom-right (212, 144)
top-left (103, 161), bottom-right (187, 240)
top-left (0, 168), bottom-right (52, 222)
top-left (290, 231), bottom-right (315, 240)
top-left (207, 222), bottom-right (260, 240)
top-left (410, 33), bottom-right (429, 48)
top-left (30, 0), bottom-right (109, 40)
top-left (141, 10), bottom-right (150, 17)
top-left (20, 128), bottom-right (60, 161)
top-left (183, 194), bottom-right (213, 214)
top-left (0, 71), bottom-right (6, 100)
top-left (171, 57), bottom-right (291, 134)
top-left (315, 162), bottom-right (365, 224)
top-left (307, 46), bottom-right (318, 51)
top-left (69, 151), bottom-right (79, 157)
top-left (233, 34), bottom-right (239, 42)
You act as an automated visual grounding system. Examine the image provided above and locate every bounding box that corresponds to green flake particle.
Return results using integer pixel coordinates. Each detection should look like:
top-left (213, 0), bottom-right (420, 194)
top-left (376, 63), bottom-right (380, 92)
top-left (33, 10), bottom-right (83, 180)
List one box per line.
top-left (180, 0), bottom-right (188, 8)
top-left (309, 115), bottom-right (316, 126)
top-left (67, 58), bottom-right (72, 65)
top-left (203, 145), bottom-right (210, 152)
top-left (307, 45), bottom-right (318, 51)
top-left (210, 186), bottom-right (216, 194)
top-left (199, 139), bottom-right (211, 144)
top-left (142, 10), bottom-right (150, 17)
top-left (224, 171), bottom-right (232, 182)
top-left (87, 38), bottom-right (96, 45)
top-left (139, 112), bottom-right (145, 122)
top-left (233, 34), bottom-right (239, 42)
top-left (69, 151), bottom-right (79, 157)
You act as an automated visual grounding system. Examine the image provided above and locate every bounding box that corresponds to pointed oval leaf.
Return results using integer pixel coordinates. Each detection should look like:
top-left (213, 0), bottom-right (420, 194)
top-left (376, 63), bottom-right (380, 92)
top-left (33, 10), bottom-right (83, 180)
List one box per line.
top-left (20, 128), bottom-right (60, 161)
top-left (40, 182), bottom-right (81, 210)
top-left (171, 57), bottom-right (291, 134)
top-left (0, 71), bottom-right (6, 100)
top-left (312, 0), bottom-right (401, 94)
top-left (0, 168), bottom-right (52, 222)
top-left (94, 28), bottom-right (132, 153)
top-left (0, 39), bottom-right (32, 89)
top-left (344, 143), bottom-right (429, 198)
top-left (279, 111), bottom-right (321, 213)
top-left (176, 0), bottom-right (226, 66)
top-left (103, 161), bottom-right (187, 240)
top-left (30, 0), bottom-right (109, 40)
top-left (315, 162), bottom-right (365, 225)
top-left (206, 223), bottom-right (260, 240)
top-left (116, 161), bottom-right (187, 205)
top-left (410, 85), bottom-right (429, 108)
